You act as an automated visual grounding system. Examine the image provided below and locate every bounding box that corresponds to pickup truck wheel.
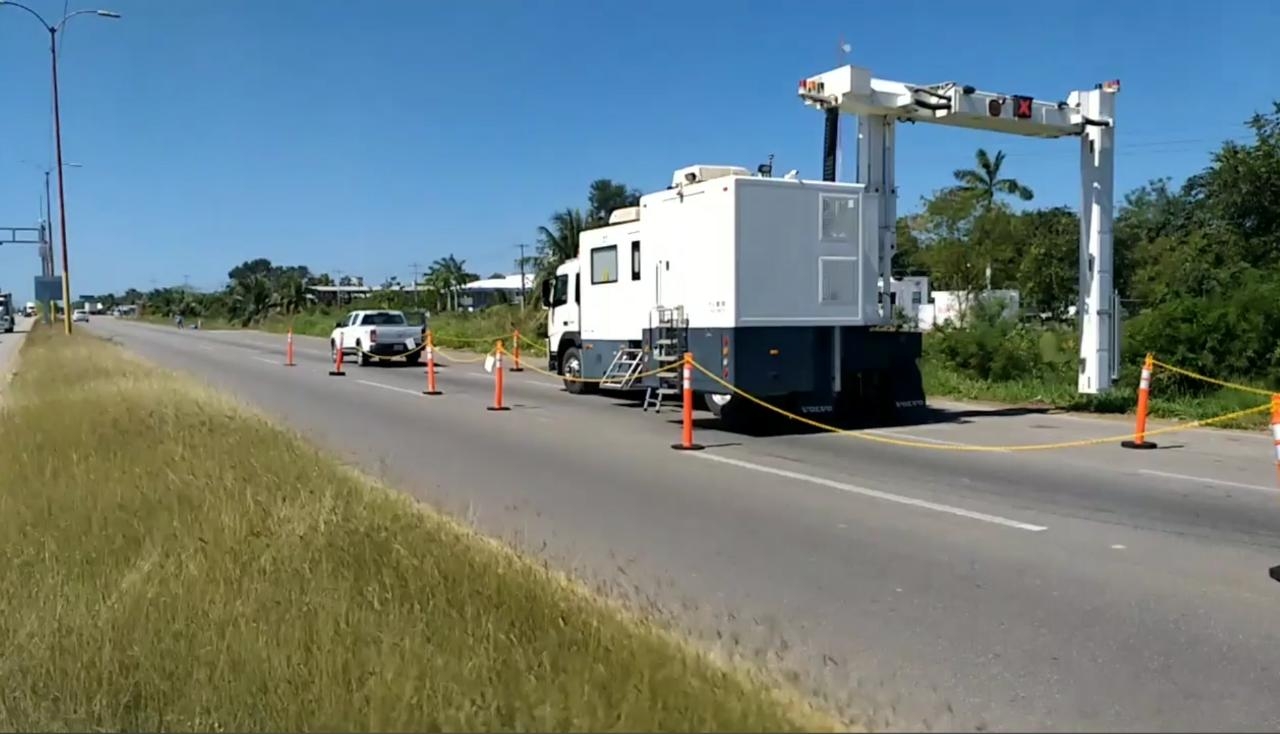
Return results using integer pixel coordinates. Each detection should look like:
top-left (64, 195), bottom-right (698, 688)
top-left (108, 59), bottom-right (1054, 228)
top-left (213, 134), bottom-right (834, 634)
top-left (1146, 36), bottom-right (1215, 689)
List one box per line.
top-left (560, 346), bottom-right (595, 395)
top-left (356, 340), bottom-right (371, 366)
top-left (404, 352), bottom-right (421, 365)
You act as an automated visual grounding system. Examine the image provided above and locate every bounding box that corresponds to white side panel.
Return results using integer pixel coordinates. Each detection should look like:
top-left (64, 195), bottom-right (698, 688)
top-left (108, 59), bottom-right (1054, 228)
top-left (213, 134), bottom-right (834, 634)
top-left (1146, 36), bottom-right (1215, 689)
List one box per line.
top-left (578, 223), bottom-right (651, 341)
top-left (733, 178), bottom-right (878, 327)
top-left (641, 184), bottom-right (736, 330)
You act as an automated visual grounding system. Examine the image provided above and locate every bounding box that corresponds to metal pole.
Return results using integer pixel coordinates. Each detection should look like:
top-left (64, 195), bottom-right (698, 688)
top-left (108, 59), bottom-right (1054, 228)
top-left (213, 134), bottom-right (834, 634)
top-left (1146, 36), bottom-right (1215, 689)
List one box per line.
top-left (43, 170), bottom-right (54, 277)
top-left (516, 243), bottom-right (527, 311)
top-left (51, 27), bottom-right (73, 335)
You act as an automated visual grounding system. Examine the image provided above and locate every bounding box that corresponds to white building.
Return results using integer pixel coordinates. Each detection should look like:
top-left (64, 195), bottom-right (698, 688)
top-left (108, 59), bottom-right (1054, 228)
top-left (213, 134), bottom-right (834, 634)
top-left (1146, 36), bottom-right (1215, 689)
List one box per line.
top-left (456, 273), bottom-right (534, 310)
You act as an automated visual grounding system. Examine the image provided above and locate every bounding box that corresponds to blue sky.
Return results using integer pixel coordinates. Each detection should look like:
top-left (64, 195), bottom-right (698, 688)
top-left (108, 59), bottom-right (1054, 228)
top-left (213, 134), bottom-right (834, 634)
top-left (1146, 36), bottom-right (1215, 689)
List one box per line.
top-left (1, 0), bottom-right (1276, 301)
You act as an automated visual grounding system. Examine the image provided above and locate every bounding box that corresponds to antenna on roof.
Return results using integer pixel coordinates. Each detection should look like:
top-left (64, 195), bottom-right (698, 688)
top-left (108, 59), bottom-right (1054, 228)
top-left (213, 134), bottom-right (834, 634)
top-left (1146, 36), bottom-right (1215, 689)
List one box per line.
top-left (757, 153), bottom-right (774, 178)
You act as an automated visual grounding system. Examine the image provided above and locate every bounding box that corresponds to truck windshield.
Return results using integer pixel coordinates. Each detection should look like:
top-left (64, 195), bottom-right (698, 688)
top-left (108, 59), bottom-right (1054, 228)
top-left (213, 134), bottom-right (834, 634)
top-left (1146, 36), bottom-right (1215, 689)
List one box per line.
top-left (361, 313), bottom-right (407, 325)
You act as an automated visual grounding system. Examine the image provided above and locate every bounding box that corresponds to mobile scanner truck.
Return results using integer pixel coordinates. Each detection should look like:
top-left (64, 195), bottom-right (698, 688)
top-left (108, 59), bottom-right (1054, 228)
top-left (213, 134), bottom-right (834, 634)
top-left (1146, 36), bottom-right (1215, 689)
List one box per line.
top-left (541, 164), bottom-right (925, 428)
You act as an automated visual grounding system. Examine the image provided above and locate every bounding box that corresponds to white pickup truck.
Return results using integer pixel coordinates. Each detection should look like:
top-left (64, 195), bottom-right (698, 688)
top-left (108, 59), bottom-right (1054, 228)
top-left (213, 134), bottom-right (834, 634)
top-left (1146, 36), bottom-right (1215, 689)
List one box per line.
top-left (329, 309), bottom-right (425, 366)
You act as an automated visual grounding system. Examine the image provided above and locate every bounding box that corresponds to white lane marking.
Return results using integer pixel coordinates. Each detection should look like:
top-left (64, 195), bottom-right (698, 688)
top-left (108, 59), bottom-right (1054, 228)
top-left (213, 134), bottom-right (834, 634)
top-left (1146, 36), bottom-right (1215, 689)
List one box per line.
top-left (356, 379), bottom-right (427, 397)
top-left (863, 428), bottom-right (984, 448)
top-left (251, 356), bottom-right (279, 365)
top-left (1111, 544), bottom-right (1127, 550)
top-left (691, 452), bottom-right (1048, 532)
top-left (1138, 469), bottom-right (1277, 494)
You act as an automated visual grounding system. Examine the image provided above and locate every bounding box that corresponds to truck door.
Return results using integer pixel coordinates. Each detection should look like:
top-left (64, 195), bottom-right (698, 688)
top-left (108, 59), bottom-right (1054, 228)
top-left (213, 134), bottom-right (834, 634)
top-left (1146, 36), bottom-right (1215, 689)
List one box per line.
top-left (545, 270), bottom-right (578, 353)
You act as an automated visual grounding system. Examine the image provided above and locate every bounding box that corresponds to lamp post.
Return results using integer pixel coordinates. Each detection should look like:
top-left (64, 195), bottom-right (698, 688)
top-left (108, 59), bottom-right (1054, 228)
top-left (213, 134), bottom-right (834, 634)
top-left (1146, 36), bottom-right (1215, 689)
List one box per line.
top-left (1, 1), bottom-right (120, 334)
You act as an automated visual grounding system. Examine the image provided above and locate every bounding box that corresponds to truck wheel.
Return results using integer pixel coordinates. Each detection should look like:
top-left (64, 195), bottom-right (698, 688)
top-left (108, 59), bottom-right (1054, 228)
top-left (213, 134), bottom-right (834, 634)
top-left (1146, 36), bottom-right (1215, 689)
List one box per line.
top-left (560, 346), bottom-right (596, 395)
top-left (404, 352), bottom-right (421, 365)
top-left (356, 340), bottom-right (371, 366)
top-left (705, 393), bottom-right (780, 432)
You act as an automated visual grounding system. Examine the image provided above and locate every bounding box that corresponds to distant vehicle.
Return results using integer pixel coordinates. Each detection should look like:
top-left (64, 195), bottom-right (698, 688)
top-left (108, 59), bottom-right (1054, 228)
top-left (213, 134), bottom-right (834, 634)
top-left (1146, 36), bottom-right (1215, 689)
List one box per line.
top-left (23, 302), bottom-right (37, 317)
top-left (72, 309), bottom-right (89, 323)
top-left (329, 309), bottom-right (425, 366)
top-left (0, 293), bottom-right (13, 333)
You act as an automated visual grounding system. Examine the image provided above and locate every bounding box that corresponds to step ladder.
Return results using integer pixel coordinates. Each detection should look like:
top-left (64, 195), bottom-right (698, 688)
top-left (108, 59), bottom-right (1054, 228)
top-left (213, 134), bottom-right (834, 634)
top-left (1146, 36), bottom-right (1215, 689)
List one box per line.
top-left (600, 347), bottom-right (646, 389)
top-left (642, 305), bottom-right (688, 413)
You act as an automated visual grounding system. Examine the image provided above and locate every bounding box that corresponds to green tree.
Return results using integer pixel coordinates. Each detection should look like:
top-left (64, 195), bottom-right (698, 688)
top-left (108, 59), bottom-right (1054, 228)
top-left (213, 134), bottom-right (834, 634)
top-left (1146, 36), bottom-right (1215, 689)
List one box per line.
top-left (533, 207), bottom-right (587, 286)
top-left (586, 179), bottom-right (642, 227)
top-left (951, 148), bottom-right (1034, 208)
top-left (1014, 207), bottom-right (1078, 319)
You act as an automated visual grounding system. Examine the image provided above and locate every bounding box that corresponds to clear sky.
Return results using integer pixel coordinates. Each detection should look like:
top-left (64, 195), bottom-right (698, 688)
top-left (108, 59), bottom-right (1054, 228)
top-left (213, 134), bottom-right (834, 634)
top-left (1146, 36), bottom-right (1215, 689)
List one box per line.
top-left (1, 0), bottom-right (1276, 301)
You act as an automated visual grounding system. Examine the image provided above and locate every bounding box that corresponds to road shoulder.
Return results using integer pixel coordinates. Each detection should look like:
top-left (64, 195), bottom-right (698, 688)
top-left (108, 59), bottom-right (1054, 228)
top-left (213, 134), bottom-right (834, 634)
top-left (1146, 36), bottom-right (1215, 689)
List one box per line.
top-left (0, 317), bottom-right (34, 402)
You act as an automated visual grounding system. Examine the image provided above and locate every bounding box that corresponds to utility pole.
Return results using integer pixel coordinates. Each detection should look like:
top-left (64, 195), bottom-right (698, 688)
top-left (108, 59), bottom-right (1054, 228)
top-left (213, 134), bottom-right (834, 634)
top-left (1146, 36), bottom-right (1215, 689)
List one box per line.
top-left (409, 261), bottom-right (422, 308)
top-left (515, 243), bottom-right (528, 311)
top-left (42, 170), bottom-right (54, 277)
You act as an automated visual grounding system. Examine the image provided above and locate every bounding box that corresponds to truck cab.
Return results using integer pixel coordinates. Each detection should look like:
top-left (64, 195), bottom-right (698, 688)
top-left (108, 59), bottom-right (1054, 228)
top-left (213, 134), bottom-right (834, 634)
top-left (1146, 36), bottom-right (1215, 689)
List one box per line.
top-left (541, 259), bottom-right (582, 386)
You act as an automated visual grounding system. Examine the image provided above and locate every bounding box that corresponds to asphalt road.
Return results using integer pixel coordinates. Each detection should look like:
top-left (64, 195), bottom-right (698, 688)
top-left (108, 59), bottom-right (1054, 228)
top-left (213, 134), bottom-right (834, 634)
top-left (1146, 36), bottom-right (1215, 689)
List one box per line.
top-left (90, 318), bottom-right (1280, 731)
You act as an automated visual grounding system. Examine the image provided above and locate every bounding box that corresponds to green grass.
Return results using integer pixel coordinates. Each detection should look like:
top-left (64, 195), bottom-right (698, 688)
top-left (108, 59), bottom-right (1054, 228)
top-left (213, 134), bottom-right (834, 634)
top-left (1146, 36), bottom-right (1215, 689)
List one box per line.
top-left (0, 326), bottom-right (837, 731)
top-left (922, 356), bottom-right (1273, 430)
top-left (144, 305), bottom-right (545, 353)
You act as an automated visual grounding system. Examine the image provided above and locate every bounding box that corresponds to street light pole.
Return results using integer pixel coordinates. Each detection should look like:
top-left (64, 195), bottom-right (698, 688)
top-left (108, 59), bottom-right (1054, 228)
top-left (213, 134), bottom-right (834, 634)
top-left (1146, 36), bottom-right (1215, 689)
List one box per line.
top-left (1, 1), bottom-right (120, 334)
top-left (50, 26), bottom-right (74, 333)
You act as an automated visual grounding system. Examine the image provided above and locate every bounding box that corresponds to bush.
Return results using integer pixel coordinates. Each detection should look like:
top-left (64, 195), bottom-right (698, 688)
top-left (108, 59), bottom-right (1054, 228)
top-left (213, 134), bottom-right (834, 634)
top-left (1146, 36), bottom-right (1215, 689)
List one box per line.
top-left (926, 299), bottom-right (1072, 382)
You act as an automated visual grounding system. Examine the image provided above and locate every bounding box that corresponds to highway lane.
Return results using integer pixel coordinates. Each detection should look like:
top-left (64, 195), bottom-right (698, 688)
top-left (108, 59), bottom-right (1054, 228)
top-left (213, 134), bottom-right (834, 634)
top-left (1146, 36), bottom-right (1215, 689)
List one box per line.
top-left (91, 318), bottom-right (1280, 731)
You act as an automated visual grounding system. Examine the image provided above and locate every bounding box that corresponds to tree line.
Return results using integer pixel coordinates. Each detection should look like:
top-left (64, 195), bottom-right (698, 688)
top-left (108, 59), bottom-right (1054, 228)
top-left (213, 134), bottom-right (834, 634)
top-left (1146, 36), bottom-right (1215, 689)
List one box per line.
top-left (92, 99), bottom-right (1277, 385)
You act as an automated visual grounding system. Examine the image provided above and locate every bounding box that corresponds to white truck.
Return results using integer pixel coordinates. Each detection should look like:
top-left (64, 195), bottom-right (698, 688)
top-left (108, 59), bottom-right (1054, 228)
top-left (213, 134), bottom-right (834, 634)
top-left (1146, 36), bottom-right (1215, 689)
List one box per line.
top-left (541, 163), bottom-right (926, 429)
top-left (329, 309), bottom-right (426, 366)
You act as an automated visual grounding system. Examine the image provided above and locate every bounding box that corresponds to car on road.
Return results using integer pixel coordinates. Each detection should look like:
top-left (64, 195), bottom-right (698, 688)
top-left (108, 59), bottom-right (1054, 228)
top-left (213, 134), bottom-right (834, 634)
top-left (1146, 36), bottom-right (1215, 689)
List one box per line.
top-left (72, 309), bottom-right (90, 323)
top-left (330, 309), bottom-right (425, 366)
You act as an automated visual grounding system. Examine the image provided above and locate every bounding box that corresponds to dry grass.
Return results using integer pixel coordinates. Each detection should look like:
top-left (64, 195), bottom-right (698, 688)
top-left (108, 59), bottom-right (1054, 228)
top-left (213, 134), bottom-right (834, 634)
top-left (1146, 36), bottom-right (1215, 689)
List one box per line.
top-left (0, 326), bottom-right (838, 732)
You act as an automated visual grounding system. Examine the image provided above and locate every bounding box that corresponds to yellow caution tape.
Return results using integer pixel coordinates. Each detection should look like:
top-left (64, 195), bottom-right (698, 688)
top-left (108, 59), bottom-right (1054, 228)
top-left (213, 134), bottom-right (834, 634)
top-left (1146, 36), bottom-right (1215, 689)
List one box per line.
top-left (691, 361), bottom-right (1270, 452)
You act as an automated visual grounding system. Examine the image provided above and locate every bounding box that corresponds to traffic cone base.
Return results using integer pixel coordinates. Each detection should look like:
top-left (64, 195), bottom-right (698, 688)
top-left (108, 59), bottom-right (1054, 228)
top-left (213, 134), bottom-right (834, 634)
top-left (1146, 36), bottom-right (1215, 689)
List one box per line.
top-left (487, 405), bottom-right (511, 412)
top-left (1120, 439), bottom-right (1157, 450)
top-left (670, 441), bottom-right (705, 451)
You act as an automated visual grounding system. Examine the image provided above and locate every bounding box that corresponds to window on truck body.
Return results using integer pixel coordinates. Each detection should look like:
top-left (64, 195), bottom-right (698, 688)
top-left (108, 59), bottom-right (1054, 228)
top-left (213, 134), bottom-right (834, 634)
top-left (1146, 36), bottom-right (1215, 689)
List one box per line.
top-left (591, 245), bottom-right (618, 284)
top-left (630, 241), bottom-right (641, 281)
top-left (819, 193), bottom-right (859, 243)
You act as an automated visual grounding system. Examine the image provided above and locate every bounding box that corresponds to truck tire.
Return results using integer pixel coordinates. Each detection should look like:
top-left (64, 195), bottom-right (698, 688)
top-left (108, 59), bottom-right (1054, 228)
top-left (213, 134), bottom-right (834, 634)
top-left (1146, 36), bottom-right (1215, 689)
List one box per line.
top-left (705, 392), bottom-right (782, 432)
top-left (404, 352), bottom-right (421, 365)
top-left (560, 346), bottom-right (596, 395)
top-left (356, 340), bottom-right (371, 367)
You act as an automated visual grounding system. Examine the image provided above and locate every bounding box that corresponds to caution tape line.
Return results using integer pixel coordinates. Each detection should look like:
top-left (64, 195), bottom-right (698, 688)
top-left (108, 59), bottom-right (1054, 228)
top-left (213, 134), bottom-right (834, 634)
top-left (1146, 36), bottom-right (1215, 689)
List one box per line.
top-left (1152, 360), bottom-right (1275, 398)
top-left (690, 361), bottom-right (1270, 453)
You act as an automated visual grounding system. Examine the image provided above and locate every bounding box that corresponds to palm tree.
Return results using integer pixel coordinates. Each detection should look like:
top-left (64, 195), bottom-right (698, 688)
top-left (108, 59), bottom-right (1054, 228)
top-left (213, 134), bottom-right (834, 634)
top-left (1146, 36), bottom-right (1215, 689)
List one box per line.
top-left (952, 148), bottom-right (1034, 208)
top-left (230, 274), bottom-right (273, 326)
top-left (425, 254), bottom-right (476, 311)
top-left (272, 275), bottom-right (309, 315)
top-left (533, 207), bottom-right (587, 287)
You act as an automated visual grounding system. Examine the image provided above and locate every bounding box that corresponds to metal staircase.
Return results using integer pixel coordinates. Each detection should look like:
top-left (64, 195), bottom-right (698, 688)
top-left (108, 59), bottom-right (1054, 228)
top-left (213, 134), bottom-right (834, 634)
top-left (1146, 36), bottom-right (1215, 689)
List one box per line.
top-left (642, 306), bottom-right (688, 413)
top-left (600, 348), bottom-right (647, 389)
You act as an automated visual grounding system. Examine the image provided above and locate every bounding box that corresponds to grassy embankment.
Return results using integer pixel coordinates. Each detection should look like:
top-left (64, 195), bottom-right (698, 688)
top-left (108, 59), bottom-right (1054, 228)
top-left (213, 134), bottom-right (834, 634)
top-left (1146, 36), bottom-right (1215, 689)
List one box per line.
top-left (0, 326), bottom-right (838, 731)
top-left (921, 343), bottom-right (1273, 429)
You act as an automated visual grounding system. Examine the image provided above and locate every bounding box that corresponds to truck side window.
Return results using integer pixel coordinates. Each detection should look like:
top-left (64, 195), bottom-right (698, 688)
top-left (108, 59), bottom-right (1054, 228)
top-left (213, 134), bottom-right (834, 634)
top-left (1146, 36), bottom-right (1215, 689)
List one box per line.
top-left (591, 245), bottom-right (618, 284)
top-left (630, 241), bottom-right (641, 281)
top-left (574, 273), bottom-right (580, 304)
top-left (550, 274), bottom-right (569, 307)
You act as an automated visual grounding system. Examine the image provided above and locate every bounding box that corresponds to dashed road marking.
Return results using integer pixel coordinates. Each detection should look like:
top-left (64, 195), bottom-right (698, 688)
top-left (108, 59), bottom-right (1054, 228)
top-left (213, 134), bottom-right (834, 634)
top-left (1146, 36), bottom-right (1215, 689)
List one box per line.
top-left (691, 452), bottom-right (1048, 532)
